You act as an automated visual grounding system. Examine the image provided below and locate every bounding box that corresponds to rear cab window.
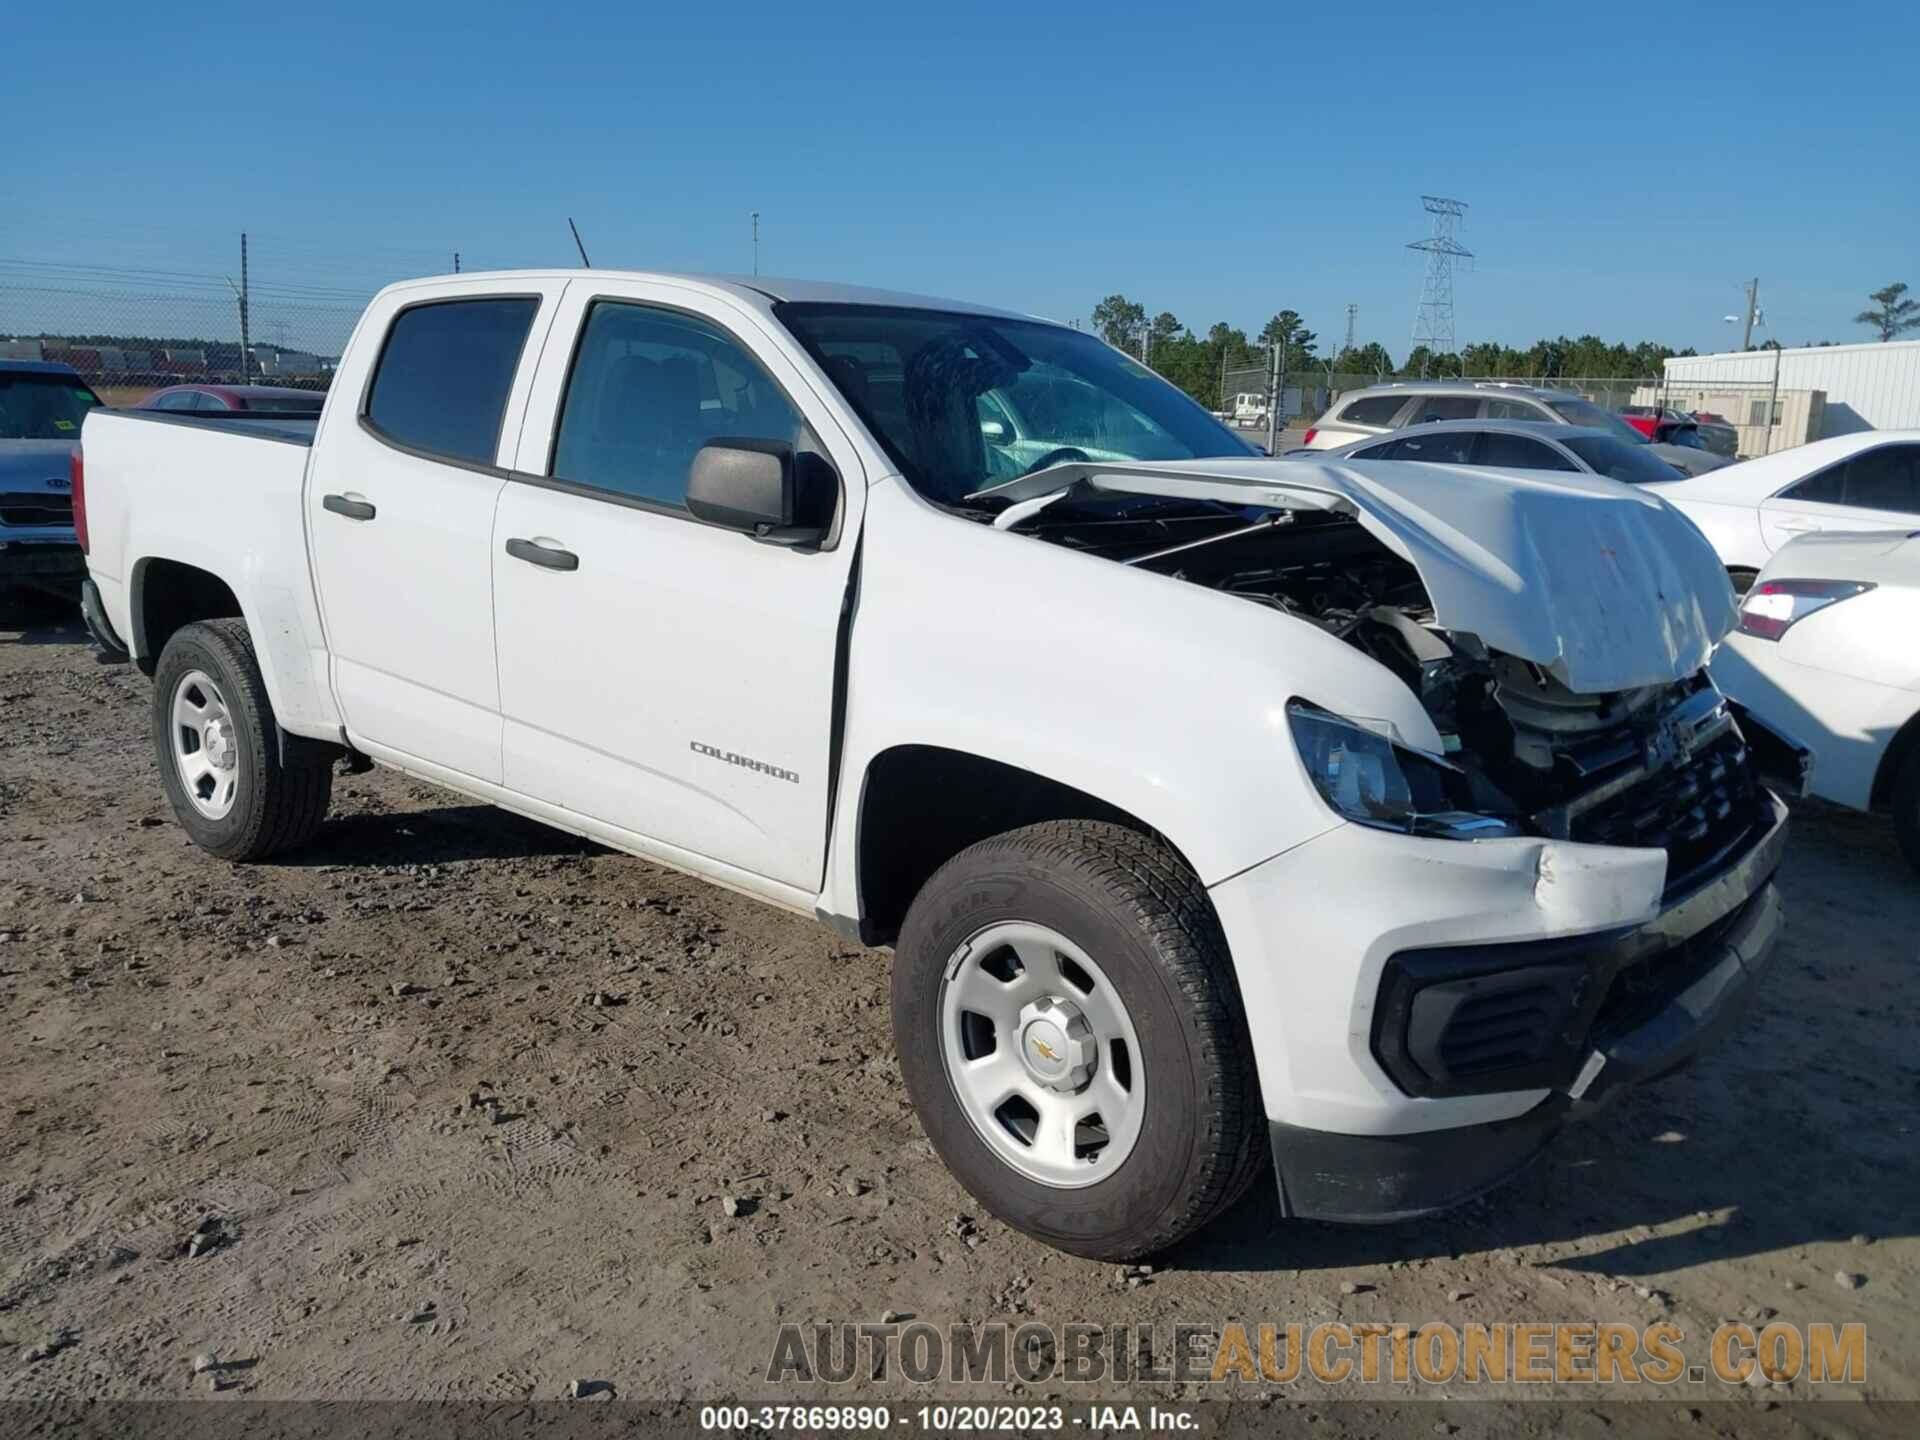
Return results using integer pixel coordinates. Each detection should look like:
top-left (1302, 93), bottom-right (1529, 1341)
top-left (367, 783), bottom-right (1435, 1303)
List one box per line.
top-left (364, 297), bottom-right (541, 464)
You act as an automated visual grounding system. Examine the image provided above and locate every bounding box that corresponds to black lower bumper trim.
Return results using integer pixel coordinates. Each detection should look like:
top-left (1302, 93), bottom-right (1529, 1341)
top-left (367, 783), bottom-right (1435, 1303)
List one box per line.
top-left (1274, 873), bottom-right (1783, 1223)
top-left (1, 542), bottom-right (86, 584)
top-left (1271, 1103), bottom-right (1566, 1225)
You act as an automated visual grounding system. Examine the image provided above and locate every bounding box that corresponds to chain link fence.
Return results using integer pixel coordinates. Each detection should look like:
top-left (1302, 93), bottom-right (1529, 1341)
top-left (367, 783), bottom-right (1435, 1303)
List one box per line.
top-left (1, 272), bottom-right (361, 405)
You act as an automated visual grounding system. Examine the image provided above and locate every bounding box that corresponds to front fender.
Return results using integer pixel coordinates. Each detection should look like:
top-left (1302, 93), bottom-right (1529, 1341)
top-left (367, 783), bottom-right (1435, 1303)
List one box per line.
top-left (822, 479), bottom-right (1437, 914)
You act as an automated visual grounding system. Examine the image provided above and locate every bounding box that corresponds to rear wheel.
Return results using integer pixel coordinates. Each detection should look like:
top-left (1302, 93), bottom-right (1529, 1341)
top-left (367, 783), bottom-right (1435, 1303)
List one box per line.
top-left (152, 619), bottom-right (332, 860)
top-left (892, 820), bottom-right (1265, 1260)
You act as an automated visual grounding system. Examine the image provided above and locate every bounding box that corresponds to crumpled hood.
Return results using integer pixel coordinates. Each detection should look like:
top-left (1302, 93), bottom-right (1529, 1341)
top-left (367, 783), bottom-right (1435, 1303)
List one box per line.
top-left (974, 456), bottom-right (1738, 695)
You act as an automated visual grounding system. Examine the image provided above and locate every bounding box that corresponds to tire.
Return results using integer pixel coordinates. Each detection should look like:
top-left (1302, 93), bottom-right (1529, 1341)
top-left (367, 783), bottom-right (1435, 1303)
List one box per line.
top-left (892, 820), bottom-right (1266, 1261)
top-left (1892, 748), bottom-right (1920, 877)
top-left (151, 618), bottom-right (332, 861)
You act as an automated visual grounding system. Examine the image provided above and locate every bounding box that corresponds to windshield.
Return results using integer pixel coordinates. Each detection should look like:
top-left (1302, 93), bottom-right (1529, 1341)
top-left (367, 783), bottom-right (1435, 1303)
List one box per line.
top-left (0, 372), bottom-right (101, 440)
top-left (1564, 434), bottom-right (1684, 484)
top-left (775, 303), bottom-right (1257, 506)
top-left (1547, 397), bottom-right (1647, 446)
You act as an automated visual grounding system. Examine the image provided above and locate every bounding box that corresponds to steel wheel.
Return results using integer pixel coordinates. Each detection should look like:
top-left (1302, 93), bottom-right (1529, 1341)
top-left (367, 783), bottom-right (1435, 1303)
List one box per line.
top-left (939, 920), bottom-right (1146, 1188)
top-left (170, 668), bottom-right (242, 821)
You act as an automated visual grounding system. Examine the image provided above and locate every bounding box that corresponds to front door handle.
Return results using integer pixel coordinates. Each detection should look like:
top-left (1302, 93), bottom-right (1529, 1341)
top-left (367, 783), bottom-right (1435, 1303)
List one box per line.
top-left (505, 537), bottom-right (579, 572)
top-left (322, 493), bottom-right (376, 521)
top-left (1777, 518), bottom-right (1820, 534)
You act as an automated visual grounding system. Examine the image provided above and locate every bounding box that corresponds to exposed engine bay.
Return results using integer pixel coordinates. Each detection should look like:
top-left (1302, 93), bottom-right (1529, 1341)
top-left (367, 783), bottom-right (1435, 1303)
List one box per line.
top-left (1019, 503), bottom-right (1772, 893)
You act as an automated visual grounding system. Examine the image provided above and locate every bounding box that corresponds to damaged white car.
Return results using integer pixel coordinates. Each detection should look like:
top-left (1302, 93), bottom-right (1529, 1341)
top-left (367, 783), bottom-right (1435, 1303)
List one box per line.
top-left (75, 272), bottom-right (1800, 1260)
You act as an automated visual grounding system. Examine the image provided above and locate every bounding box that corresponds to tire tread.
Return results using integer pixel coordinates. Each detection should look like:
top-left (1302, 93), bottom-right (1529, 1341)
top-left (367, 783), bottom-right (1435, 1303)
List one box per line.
top-left (905, 819), bottom-right (1267, 1259)
top-left (153, 618), bottom-right (332, 861)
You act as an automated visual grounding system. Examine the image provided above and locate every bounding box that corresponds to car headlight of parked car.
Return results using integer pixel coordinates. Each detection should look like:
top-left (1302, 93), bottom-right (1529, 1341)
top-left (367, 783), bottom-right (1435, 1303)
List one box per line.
top-left (1737, 579), bottom-right (1875, 641)
top-left (1286, 700), bottom-right (1523, 840)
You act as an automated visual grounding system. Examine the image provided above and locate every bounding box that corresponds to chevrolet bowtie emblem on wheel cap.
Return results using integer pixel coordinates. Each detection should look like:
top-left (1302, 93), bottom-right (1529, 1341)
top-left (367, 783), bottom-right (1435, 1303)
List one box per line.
top-left (1031, 1039), bottom-right (1060, 1062)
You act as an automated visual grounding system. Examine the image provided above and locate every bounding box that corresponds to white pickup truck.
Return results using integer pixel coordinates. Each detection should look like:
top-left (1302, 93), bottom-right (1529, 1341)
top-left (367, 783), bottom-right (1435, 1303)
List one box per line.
top-left (76, 269), bottom-right (1798, 1261)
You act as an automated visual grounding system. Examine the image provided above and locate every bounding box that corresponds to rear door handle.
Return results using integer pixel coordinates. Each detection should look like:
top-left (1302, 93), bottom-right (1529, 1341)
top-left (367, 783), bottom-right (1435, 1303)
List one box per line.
top-left (322, 493), bottom-right (376, 521)
top-left (1777, 518), bottom-right (1820, 533)
top-left (505, 537), bottom-right (579, 572)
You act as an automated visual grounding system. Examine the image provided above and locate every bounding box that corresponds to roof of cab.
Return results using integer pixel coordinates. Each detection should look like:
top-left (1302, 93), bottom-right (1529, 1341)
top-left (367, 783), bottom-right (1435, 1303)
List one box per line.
top-left (0, 358), bottom-right (87, 377)
top-left (374, 269), bottom-right (1040, 322)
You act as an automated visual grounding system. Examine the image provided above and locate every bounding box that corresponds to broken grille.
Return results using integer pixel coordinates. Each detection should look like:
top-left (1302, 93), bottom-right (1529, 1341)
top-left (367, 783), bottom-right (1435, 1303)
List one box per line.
top-left (1568, 731), bottom-right (1761, 897)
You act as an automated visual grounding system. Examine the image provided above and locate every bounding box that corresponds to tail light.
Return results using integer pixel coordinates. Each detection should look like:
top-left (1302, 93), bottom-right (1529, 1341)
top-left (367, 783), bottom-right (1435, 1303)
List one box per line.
top-left (71, 446), bottom-right (89, 555)
top-left (1300, 428), bottom-right (1318, 447)
top-left (1737, 578), bottom-right (1872, 641)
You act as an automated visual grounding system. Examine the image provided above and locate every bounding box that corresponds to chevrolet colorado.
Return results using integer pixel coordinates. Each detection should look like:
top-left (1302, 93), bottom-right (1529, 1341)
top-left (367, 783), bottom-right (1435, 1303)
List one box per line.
top-left (77, 270), bottom-right (1795, 1260)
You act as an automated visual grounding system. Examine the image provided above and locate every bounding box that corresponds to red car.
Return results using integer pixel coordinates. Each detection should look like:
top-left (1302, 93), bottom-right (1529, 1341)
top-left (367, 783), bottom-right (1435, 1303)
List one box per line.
top-left (139, 384), bottom-right (326, 414)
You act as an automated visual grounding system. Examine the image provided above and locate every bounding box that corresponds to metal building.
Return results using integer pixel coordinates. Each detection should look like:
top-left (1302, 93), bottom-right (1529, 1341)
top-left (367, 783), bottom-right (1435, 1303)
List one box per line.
top-left (1664, 339), bottom-right (1920, 437)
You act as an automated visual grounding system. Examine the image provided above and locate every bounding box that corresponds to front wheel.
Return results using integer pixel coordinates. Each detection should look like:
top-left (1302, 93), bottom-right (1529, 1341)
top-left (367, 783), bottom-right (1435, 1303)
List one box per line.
top-left (152, 619), bottom-right (333, 861)
top-left (892, 821), bottom-right (1265, 1260)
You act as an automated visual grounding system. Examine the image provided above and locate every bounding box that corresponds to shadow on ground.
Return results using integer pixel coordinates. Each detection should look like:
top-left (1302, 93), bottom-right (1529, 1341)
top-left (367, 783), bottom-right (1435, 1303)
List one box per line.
top-left (283, 803), bottom-right (603, 867)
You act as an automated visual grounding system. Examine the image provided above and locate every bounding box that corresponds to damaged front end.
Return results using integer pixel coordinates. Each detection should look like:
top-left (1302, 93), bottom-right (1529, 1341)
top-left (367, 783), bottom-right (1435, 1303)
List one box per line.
top-left (982, 458), bottom-right (1802, 900)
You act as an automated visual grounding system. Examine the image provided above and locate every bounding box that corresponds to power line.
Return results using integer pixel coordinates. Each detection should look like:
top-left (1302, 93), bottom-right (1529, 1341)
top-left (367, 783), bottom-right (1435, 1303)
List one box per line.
top-left (1408, 196), bottom-right (1472, 376)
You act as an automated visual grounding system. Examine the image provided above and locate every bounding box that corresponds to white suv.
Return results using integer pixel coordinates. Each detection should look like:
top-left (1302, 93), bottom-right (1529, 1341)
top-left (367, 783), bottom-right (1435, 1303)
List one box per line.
top-left (1307, 380), bottom-right (1622, 442)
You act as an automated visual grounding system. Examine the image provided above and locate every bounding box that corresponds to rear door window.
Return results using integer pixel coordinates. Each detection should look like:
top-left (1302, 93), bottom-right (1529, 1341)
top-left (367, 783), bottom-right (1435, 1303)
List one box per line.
top-left (1408, 396), bottom-right (1481, 425)
top-left (1485, 397), bottom-right (1551, 421)
top-left (1783, 463), bottom-right (1847, 504)
top-left (1337, 395), bottom-right (1409, 426)
top-left (1476, 431), bottom-right (1578, 470)
top-left (1393, 429), bottom-right (1476, 464)
top-left (364, 297), bottom-right (540, 465)
top-left (1839, 445), bottom-right (1920, 513)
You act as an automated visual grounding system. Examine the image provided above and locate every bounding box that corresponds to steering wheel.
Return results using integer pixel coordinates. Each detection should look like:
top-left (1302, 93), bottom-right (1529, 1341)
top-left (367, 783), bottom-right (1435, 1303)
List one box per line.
top-left (1019, 446), bottom-right (1091, 477)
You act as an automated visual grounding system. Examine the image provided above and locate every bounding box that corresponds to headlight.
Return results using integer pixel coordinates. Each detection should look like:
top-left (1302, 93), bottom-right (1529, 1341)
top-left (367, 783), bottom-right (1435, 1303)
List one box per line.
top-left (1737, 578), bottom-right (1874, 641)
top-left (1287, 700), bottom-right (1523, 840)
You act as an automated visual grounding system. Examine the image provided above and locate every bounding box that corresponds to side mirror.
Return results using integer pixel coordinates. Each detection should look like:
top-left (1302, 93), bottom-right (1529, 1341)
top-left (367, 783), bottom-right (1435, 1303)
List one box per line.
top-left (686, 438), bottom-right (833, 547)
top-left (981, 418), bottom-right (1009, 444)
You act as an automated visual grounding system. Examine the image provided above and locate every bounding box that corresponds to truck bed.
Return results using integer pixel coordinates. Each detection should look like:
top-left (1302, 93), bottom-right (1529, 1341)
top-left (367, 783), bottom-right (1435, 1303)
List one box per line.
top-left (105, 408), bottom-right (319, 447)
top-left (79, 404), bottom-right (339, 738)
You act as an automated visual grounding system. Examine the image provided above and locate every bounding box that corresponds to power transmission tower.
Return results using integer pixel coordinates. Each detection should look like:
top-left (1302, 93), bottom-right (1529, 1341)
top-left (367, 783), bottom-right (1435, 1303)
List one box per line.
top-left (752, 212), bottom-right (760, 276)
top-left (238, 232), bottom-right (250, 382)
top-left (1343, 304), bottom-right (1357, 358)
top-left (1407, 196), bottom-right (1471, 377)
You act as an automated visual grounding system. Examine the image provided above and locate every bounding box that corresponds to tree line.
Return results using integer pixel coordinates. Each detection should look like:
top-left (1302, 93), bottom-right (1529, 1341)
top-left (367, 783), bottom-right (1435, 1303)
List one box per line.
top-left (1089, 293), bottom-right (1702, 410)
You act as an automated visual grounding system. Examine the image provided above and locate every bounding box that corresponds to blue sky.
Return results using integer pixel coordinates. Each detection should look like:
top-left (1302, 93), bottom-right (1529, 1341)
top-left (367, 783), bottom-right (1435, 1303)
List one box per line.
top-left (5, 0), bottom-right (1915, 359)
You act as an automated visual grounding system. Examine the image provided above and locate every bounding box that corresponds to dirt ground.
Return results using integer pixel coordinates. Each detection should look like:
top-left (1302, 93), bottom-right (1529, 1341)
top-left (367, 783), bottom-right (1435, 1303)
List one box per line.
top-left (2, 592), bottom-right (1914, 1422)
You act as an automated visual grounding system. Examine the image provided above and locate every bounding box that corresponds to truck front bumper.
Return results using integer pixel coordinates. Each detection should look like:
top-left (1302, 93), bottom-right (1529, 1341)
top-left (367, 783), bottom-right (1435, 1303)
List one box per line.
top-left (1209, 791), bottom-right (1788, 1224)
